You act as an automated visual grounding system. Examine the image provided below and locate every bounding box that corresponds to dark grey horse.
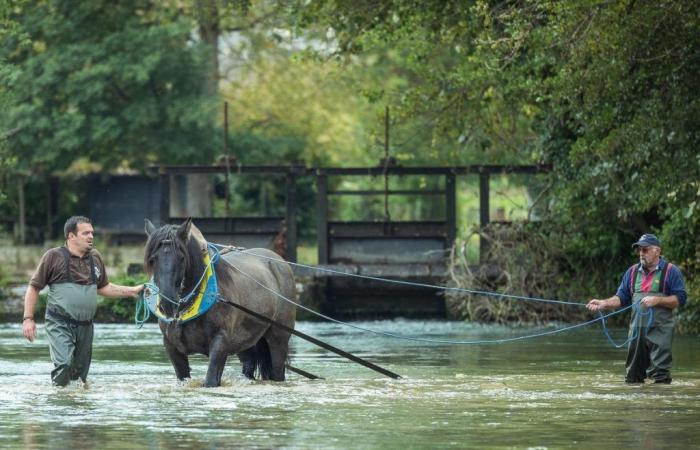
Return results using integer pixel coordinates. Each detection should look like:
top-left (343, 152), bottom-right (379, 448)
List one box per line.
top-left (144, 218), bottom-right (296, 387)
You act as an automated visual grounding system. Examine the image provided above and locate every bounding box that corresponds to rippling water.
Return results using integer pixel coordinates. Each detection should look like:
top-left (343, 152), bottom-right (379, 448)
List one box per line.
top-left (1, 320), bottom-right (699, 449)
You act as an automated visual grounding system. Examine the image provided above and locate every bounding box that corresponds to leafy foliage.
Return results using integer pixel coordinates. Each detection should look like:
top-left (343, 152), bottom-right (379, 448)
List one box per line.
top-left (0, 1), bottom-right (698, 327)
top-left (292, 0), bottom-right (699, 325)
top-left (1, 0), bottom-right (219, 174)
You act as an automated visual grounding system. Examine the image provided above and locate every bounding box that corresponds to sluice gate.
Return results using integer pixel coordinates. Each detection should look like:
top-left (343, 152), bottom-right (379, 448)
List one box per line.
top-left (81, 163), bottom-right (547, 318)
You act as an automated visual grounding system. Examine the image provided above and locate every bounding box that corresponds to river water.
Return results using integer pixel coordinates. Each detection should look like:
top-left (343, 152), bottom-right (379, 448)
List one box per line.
top-left (1, 320), bottom-right (698, 449)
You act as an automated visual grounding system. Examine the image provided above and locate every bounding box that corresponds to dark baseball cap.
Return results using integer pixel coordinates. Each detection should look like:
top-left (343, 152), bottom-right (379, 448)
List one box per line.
top-left (632, 233), bottom-right (661, 248)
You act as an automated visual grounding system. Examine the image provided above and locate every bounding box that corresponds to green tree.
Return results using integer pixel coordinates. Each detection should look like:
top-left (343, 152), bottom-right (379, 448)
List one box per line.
top-left (1, 0), bottom-right (219, 174)
top-left (290, 0), bottom-right (699, 325)
top-left (291, 0), bottom-right (540, 166)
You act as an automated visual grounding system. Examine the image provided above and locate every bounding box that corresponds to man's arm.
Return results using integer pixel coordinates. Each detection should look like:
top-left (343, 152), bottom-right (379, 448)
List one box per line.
top-left (97, 283), bottom-right (144, 299)
top-left (586, 295), bottom-right (622, 312)
top-left (22, 285), bottom-right (40, 342)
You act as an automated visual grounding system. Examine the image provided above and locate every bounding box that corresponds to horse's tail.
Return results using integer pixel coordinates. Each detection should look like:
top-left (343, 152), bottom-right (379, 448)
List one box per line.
top-left (253, 338), bottom-right (273, 380)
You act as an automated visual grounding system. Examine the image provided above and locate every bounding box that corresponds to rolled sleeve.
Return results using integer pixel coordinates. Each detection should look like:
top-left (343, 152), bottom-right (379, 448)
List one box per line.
top-left (665, 265), bottom-right (687, 306)
top-left (29, 251), bottom-right (54, 290)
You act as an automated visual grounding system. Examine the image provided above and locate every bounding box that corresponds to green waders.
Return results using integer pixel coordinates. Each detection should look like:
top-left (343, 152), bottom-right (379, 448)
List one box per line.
top-left (44, 248), bottom-right (98, 387)
top-left (625, 290), bottom-right (674, 383)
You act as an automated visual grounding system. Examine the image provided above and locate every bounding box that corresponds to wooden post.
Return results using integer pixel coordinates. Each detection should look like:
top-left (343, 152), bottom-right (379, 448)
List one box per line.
top-left (285, 172), bottom-right (297, 263)
top-left (445, 173), bottom-right (456, 250)
top-left (224, 101), bottom-right (230, 217)
top-left (479, 171), bottom-right (490, 263)
top-left (46, 177), bottom-right (59, 240)
top-left (17, 175), bottom-right (25, 244)
top-left (159, 171), bottom-right (170, 226)
top-left (316, 174), bottom-right (328, 264)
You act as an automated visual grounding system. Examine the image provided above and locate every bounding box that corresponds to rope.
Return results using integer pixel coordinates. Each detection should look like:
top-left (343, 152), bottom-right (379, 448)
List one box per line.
top-left (223, 258), bottom-right (634, 345)
top-left (135, 291), bottom-right (151, 328)
top-left (598, 303), bottom-right (654, 348)
top-left (210, 243), bottom-right (585, 308)
top-left (140, 240), bottom-right (649, 347)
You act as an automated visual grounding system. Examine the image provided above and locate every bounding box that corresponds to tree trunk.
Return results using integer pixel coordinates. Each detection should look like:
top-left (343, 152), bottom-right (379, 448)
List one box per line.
top-left (198, 1), bottom-right (220, 98)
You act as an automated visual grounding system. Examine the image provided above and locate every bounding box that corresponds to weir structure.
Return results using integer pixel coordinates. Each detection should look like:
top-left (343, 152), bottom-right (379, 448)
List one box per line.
top-left (147, 162), bottom-right (548, 318)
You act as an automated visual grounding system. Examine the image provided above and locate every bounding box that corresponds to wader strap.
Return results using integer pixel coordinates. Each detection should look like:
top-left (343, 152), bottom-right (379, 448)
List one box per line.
top-left (630, 262), bottom-right (669, 295)
top-left (46, 305), bottom-right (94, 326)
top-left (88, 253), bottom-right (96, 284)
top-left (660, 262), bottom-right (671, 294)
top-left (629, 264), bottom-right (639, 294)
top-left (60, 247), bottom-right (73, 283)
top-left (59, 247), bottom-right (97, 285)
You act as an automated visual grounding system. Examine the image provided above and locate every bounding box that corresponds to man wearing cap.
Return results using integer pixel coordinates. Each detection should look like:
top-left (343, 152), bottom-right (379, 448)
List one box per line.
top-left (587, 233), bottom-right (687, 384)
top-left (21, 216), bottom-right (144, 386)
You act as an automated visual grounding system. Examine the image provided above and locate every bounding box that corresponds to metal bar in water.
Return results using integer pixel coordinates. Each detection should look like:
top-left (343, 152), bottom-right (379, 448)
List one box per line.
top-left (286, 364), bottom-right (323, 380)
top-left (220, 300), bottom-right (402, 380)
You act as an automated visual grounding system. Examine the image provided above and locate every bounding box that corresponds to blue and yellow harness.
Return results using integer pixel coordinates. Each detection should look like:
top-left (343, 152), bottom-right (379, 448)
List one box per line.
top-left (140, 244), bottom-right (220, 324)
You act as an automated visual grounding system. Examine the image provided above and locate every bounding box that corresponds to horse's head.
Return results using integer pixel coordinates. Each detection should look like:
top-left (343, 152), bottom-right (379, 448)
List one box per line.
top-left (144, 218), bottom-right (206, 318)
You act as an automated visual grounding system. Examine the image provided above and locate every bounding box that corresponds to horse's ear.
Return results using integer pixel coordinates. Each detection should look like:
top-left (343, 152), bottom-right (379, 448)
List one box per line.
top-left (177, 217), bottom-right (192, 242)
top-left (145, 219), bottom-right (156, 236)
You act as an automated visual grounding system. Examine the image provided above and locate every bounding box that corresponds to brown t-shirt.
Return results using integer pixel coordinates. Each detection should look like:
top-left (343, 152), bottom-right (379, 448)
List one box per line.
top-left (29, 247), bottom-right (109, 290)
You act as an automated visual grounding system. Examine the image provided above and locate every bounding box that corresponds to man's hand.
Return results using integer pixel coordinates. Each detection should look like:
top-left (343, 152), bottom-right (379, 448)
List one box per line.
top-left (132, 284), bottom-right (145, 298)
top-left (586, 299), bottom-right (606, 312)
top-left (640, 296), bottom-right (660, 308)
top-left (22, 318), bottom-right (37, 342)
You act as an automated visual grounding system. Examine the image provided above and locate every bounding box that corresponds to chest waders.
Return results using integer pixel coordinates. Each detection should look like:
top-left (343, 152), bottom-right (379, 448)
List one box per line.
top-left (625, 264), bottom-right (674, 384)
top-left (44, 248), bottom-right (98, 386)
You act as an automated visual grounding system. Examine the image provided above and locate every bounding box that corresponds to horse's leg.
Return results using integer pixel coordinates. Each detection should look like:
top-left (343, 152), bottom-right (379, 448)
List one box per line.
top-left (237, 347), bottom-right (256, 380)
top-left (264, 329), bottom-right (290, 382)
top-left (203, 334), bottom-right (229, 387)
top-left (164, 339), bottom-right (191, 380)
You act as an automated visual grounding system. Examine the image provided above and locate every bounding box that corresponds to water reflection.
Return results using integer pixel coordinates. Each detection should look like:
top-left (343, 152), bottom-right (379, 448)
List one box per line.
top-left (1, 321), bottom-right (699, 449)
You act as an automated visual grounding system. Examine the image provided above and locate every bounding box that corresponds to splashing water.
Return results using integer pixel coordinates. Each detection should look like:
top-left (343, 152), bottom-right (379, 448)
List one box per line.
top-left (1, 321), bottom-right (699, 449)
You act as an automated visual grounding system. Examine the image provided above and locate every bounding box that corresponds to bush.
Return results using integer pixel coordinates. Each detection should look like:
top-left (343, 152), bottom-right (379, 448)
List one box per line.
top-left (446, 222), bottom-right (623, 326)
top-left (676, 280), bottom-right (700, 335)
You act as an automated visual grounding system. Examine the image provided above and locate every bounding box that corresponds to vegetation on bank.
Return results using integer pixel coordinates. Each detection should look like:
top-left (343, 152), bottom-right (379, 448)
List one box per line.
top-left (1, 1), bottom-right (697, 330)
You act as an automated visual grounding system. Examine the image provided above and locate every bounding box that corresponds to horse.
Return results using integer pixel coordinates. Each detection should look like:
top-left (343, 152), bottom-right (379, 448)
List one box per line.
top-left (143, 218), bottom-right (296, 387)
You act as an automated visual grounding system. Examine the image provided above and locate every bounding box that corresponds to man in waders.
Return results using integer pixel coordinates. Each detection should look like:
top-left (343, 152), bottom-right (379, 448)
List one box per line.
top-left (587, 233), bottom-right (687, 384)
top-left (21, 216), bottom-right (144, 386)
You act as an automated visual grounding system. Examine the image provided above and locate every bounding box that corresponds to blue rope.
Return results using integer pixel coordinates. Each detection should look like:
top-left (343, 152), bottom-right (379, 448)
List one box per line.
top-left (223, 258), bottom-right (634, 345)
top-left (135, 290), bottom-right (151, 328)
top-left (210, 242), bottom-right (585, 307)
top-left (139, 240), bottom-right (648, 347)
top-left (598, 303), bottom-right (655, 348)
